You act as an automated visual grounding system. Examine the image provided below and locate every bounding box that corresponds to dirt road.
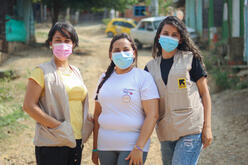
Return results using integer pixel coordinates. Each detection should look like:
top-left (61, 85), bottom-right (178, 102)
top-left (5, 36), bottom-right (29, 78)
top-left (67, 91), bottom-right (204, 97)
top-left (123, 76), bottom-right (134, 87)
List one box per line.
top-left (0, 24), bottom-right (247, 165)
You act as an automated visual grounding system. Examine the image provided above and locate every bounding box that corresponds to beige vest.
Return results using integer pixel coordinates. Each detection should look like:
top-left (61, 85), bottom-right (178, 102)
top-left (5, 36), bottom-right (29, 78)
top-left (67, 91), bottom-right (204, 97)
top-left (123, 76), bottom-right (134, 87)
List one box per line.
top-left (33, 59), bottom-right (93, 148)
top-left (147, 51), bottom-right (204, 141)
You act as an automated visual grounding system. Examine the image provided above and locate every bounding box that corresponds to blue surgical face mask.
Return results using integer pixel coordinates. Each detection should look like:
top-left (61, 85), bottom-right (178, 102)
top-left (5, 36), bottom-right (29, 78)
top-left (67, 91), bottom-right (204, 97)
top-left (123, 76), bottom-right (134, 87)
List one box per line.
top-left (159, 35), bottom-right (179, 52)
top-left (112, 51), bottom-right (134, 69)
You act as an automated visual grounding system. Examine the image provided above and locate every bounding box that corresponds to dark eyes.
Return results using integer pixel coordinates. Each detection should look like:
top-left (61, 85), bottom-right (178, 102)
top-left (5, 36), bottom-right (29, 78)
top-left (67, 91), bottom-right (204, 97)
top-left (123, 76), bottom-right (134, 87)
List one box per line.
top-left (163, 32), bottom-right (169, 35)
top-left (54, 39), bottom-right (72, 43)
top-left (113, 48), bottom-right (130, 52)
top-left (162, 32), bottom-right (179, 38)
top-left (172, 34), bottom-right (178, 37)
top-left (123, 48), bottom-right (130, 52)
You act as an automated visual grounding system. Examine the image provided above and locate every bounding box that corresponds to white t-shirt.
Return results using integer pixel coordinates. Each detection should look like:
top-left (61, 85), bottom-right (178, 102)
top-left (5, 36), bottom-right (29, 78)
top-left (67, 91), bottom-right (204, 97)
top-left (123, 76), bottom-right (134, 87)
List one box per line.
top-left (97, 68), bottom-right (159, 152)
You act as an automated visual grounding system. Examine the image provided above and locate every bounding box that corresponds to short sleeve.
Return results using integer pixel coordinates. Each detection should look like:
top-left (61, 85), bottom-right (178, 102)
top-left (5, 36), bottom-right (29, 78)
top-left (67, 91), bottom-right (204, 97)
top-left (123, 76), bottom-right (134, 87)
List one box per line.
top-left (190, 57), bottom-right (207, 82)
top-left (29, 67), bottom-right (44, 89)
top-left (140, 73), bottom-right (160, 100)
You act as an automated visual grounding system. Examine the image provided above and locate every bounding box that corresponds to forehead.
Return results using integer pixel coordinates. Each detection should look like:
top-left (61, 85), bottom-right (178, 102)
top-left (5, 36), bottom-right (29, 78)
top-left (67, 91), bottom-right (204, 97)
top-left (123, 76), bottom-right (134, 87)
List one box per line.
top-left (53, 30), bottom-right (70, 39)
top-left (161, 24), bottom-right (179, 33)
top-left (112, 38), bottom-right (132, 48)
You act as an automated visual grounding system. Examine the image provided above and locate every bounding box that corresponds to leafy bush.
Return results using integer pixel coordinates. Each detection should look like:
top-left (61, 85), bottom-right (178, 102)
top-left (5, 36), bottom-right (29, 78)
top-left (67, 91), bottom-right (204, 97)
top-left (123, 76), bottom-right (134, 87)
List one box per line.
top-left (102, 18), bottom-right (111, 25)
top-left (0, 76), bottom-right (13, 103)
top-left (203, 50), bottom-right (247, 92)
top-left (211, 68), bottom-right (239, 91)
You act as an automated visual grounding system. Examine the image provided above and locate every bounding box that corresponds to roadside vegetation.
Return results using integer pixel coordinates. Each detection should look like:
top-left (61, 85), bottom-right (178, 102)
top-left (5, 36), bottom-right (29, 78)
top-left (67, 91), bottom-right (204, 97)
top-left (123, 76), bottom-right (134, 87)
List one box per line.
top-left (203, 47), bottom-right (248, 92)
top-left (0, 71), bottom-right (28, 139)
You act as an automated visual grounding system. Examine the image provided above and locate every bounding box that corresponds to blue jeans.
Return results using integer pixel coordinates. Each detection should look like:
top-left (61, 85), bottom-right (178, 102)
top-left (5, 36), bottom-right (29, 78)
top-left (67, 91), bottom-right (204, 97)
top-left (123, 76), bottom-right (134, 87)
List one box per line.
top-left (160, 133), bottom-right (203, 165)
top-left (98, 151), bottom-right (148, 165)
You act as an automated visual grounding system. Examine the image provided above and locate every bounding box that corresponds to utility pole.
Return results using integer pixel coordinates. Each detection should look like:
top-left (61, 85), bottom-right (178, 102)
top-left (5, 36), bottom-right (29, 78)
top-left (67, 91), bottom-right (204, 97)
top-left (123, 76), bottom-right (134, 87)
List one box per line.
top-left (150, 0), bottom-right (159, 16)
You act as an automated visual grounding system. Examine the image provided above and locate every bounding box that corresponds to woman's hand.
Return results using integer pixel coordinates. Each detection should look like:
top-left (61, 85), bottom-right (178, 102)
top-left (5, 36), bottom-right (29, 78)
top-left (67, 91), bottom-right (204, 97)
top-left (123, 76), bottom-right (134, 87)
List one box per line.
top-left (202, 125), bottom-right (213, 149)
top-left (49, 120), bottom-right (62, 129)
top-left (92, 151), bottom-right (99, 165)
top-left (87, 113), bottom-right (94, 122)
top-left (125, 148), bottom-right (143, 165)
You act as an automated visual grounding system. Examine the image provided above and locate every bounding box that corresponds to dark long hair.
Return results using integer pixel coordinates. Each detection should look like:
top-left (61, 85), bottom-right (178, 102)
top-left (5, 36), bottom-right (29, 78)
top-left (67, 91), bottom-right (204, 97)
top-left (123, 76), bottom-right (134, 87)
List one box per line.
top-left (152, 16), bottom-right (205, 68)
top-left (95, 33), bottom-right (137, 100)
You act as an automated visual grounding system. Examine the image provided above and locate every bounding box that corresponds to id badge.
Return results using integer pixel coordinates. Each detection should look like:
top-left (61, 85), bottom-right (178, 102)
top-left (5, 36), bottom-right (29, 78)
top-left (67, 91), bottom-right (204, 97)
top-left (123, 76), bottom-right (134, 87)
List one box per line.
top-left (122, 94), bottom-right (131, 103)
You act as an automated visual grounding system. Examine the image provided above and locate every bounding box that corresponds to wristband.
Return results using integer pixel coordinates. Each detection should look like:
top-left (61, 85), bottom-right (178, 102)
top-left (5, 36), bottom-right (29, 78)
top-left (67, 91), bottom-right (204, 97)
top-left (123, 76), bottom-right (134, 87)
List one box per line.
top-left (135, 145), bottom-right (143, 152)
top-left (92, 149), bottom-right (98, 152)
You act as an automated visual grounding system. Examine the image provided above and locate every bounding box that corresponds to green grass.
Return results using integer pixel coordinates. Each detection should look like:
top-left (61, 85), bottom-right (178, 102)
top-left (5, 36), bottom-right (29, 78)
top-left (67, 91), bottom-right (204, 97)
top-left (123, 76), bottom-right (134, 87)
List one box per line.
top-left (0, 105), bottom-right (28, 139)
top-left (0, 106), bottom-right (27, 127)
top-left (0, 77), bottom-right (13, 103)
top-left (16, 82), bottom-right (26, 91)
top-left (35, 31), bottom-right (48, 39)
top-left (0, 86), bottom-right (13, 102)
top-left (0, 76), bottom-right (28, 139)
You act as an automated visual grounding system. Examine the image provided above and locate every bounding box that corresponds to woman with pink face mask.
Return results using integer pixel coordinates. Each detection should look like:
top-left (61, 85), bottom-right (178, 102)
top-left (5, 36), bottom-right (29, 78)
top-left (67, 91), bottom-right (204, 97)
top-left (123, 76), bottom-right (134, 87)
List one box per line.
top-left (23, 22), bottom-right (93, 165)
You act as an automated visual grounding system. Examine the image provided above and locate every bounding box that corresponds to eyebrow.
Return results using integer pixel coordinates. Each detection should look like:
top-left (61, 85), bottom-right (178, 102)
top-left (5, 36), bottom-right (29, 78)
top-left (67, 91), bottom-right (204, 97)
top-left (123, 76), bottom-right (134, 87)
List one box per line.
top-left (162, 31), bottom-right (179, 36)
top-left (163, 30), bottom-right (179, 33)
top-left (114, 46), bottom-right (130, 49)
top-left (123, 46), bottom-right (130, 49)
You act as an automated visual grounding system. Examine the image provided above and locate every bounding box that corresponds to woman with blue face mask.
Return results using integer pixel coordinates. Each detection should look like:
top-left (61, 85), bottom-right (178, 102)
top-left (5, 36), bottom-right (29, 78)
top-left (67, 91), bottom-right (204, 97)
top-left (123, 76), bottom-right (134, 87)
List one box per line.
top-left (92, 33), bottom-right (159, 165)
top-left (145, 16), bottom-right (213, 165)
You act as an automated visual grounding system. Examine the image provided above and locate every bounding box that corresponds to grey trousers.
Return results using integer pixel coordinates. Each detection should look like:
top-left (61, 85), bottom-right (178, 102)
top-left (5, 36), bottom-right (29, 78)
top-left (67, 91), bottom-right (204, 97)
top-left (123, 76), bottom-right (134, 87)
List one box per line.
top-left (98, 150), bottom-right (148, 165)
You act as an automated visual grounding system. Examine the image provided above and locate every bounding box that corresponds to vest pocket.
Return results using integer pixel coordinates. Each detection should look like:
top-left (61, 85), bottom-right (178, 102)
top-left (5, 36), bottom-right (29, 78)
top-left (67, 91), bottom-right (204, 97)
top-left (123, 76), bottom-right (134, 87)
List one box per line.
top-left (167, 68), bottom-right (192, 110)
top-left (36, 121), bottom-right (76, 148)
top-left (168, 89), bottom-right (192, 111)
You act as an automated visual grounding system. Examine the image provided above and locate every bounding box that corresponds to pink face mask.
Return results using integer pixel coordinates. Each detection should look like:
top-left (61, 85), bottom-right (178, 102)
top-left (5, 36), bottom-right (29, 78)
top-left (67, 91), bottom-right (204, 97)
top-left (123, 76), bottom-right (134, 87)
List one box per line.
top-left (52, 43), bottom-right (73, 61)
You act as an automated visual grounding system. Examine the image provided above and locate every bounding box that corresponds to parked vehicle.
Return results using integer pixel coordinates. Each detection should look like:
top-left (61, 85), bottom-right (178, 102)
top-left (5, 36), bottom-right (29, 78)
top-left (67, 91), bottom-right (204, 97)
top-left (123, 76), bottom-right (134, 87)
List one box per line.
top-left (130, 17), bottom-right (198, 49)
top-left (105, 18), bottom-right (137, 37)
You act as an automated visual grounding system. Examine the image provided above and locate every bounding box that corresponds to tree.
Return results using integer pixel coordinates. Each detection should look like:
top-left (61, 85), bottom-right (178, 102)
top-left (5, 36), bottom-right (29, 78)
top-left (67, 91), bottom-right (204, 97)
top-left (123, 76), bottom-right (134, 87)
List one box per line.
top-left (41, 0), bottom-right (87, 26)
top-left (145, 0), bottom-right (174, 16)
top-left (38, 0), bottom-right (138, 26)
top-left (100, 0), bottom-right (138, 13)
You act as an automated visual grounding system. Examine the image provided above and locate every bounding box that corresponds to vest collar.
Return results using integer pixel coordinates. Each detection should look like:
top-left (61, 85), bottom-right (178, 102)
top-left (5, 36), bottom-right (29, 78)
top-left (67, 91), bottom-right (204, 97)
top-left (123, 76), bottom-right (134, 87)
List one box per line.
top-left (155, 50), bottom-right (182, 88)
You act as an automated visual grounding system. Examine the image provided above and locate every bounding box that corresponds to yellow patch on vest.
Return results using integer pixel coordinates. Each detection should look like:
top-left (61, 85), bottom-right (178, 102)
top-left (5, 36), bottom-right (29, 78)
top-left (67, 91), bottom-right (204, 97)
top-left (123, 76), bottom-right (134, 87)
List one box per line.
top-left (178, 78), bottom-right (186, 89)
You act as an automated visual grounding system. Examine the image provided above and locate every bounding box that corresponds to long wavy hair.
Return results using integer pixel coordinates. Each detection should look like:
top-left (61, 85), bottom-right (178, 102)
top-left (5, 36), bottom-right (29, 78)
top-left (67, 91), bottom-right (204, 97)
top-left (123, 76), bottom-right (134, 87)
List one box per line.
top-left (95, 33), bottom-right (138, 100)
top-left (152, 16), bottom-right (205, 68)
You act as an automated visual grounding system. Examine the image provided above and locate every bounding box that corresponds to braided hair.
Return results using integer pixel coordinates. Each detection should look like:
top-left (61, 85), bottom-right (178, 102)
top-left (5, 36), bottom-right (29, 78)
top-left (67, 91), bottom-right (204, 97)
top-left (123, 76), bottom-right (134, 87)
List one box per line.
top-left (95, 33), bottom-right (137, 100)
top-left (152, 16), bottom-right (205, 69)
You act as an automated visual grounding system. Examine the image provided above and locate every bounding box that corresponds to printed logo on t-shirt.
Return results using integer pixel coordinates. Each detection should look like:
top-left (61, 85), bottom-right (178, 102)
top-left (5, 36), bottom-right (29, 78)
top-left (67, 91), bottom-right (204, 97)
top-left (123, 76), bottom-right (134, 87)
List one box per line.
top-left (122, 88), bottom-right (135, 103)
top-left (178, 78), bottom-right (186, 89)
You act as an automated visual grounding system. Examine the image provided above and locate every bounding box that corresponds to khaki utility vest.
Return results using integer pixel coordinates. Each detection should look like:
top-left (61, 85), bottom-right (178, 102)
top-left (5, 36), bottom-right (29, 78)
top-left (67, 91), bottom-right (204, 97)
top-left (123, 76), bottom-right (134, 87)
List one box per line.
top-left (146, 51), bottom-right (204, 141)
top-left (33, 59), bottom-right (93, 148)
